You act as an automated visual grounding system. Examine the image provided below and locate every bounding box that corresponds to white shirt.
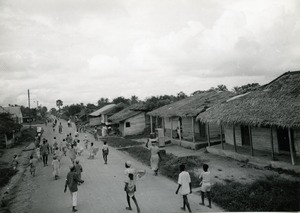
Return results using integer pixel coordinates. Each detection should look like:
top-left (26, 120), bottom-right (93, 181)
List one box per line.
top-left (199, 171), bottom-right (211, 183)
top-left (178, 171), bottom-right (191, 195)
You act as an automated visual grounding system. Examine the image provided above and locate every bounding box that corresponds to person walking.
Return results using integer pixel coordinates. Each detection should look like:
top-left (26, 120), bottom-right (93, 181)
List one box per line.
top-left (176, 164), bottom-right (192, 213)
top-left (64, 165), bottom-right (84, 212)
top-left (40, 139), bottom-right (49, 166)
top-left (146, 136), bottom-right (161, 176)
top-left (199, 164), bottom-right (212, 208)
top-left (52, 156), bottom-right (60, 180)
top-left (69, 145), bottom-right (77, 164)
top-left (102, 141), bottom-right (109, 164)
top-left (29, 155), bottom-right (37, 177)
top-left (74, 160), bottom-right (83, 183)
top-left (125, 173), bottom-right (141, 213)
top-left (59, 122), bottom-right (63, 134)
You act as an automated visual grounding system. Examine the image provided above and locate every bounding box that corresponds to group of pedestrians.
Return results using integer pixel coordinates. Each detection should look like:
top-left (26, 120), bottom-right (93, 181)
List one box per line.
top-left (27, 117), bottom-right (213, 213)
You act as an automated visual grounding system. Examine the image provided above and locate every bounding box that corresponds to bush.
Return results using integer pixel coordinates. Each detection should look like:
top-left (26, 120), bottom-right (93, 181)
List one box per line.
top-left (0, 168), bottom-right (17, 189)
top-left (211, 176), bottom-right (300, 211)
top-left (105, 137), bottom-right (141, 148)
top-left (18, 127), bottom-right (37, 143)
top-left (160, 155), bottom-right (204, 187)
top-left (120, 146), bottom-right (151, 166)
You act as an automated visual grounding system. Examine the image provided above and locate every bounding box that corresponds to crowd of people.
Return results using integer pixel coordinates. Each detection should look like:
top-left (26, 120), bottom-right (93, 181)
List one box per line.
top-left (19, 117), bottom-right (212, 213)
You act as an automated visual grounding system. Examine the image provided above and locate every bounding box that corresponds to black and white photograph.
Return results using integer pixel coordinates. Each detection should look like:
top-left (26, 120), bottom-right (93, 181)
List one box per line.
top-left (0, 0), bottom-right (299, 212)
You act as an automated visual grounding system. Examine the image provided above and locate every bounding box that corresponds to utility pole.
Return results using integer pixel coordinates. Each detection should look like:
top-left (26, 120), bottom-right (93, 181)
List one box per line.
top-left (28, 89), bottom-right (30, 108)
top-left (28, 89), bottom-right (31, 128)
top-left (37, 101), bottom-right (39, 108)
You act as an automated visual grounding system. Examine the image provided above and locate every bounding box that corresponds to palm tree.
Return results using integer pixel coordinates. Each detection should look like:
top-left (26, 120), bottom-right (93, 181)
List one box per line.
top-left (56, 99), bottom-right (63, 113)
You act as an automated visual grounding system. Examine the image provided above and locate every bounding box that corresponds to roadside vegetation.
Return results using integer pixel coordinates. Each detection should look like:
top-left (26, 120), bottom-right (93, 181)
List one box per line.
top-left (114, 136), bottom-right (300, 211)
top-left (105, 137), bottom-right (141, 148)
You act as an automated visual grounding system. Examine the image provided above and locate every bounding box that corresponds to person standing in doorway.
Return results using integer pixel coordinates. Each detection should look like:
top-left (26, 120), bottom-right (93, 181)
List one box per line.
top-left (64, 165), bottom-right (84, 212)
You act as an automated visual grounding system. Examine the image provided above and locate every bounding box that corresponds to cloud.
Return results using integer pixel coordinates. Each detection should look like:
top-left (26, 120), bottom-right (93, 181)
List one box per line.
top-left (0, 0), bottom-right (299, 108)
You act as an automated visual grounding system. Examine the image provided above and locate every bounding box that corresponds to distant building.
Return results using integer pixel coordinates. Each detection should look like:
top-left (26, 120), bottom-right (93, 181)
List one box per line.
top-left (109, 103), bottom-right (150, 136)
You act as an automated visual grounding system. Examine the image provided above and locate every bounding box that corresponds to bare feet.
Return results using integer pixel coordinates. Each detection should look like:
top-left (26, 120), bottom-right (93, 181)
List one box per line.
top-left (181, 207), bottom-right (186, 211)
top-left (126, 207), bottom-right (132, 211)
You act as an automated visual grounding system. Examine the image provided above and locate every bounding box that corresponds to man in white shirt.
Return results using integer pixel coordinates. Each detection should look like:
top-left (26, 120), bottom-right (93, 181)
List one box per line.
top-left (176, 164), bottom-right (192, 213)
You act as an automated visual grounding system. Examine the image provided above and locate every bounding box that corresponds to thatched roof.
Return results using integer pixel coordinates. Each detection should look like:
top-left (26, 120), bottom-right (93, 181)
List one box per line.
top-left (108, 103), bottom-right (142, 123)
top-left (197, 71), bottom-right (300, 128)
top-left (128, 102), bottom-right (149, 111)
top-left (89, 104), bottom-right (116, 117)
top-left (147, 91), bottom-right (233, 117)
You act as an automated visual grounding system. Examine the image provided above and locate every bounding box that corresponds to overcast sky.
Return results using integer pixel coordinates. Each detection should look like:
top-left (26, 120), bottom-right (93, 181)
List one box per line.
top-left (0, 0), bottom-right (299, 108)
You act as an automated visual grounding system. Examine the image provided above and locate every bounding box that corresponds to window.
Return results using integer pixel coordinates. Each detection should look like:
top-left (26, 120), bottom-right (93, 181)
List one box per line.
top-left (125, 122), bottom-right (130, 128)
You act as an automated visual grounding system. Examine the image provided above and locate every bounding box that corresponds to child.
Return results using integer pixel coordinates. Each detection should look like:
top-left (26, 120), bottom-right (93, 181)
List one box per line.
top-left (52, 137), bottom-right (58, 153)
top-left (76, 140), bottom-right (84, 156)
top-left (29, 155), bottom-right (37, 177)
top-left (36, 145), bottom-right (41, 161)
top-left (125, 173), bottom-right (140, 213)
top-left (83, 135), bottom-right (89, 149)
top-left (61, 139), bottom-right (67, 156)
top-left (52, 156), bottom-right (60, 180)
top-left (89, 143), bottom-right (95, 159)
top-left (69, 145), bottom-right (77, 164)
top-left (102, 141), bottom-right (109, 164)
top-left (199, 164), bottom-right (211, 208)
top-left (75, 160), bottom-right (83, 183)
top-left (54, 147), bottom-right (62, 162)
top-left (176, 164), bottom-right (192, 213)
top-left (12, 154), bottom-right (19, 171)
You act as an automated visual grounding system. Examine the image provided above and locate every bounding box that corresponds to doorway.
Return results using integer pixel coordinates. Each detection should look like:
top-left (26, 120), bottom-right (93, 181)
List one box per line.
top-left (241, 125), bottom-right (250, 146)
top-left (277, 128), bottom-right (293, 152)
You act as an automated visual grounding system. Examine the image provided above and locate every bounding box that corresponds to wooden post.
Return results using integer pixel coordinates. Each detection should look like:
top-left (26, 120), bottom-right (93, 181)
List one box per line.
top-left (288, 128), bottom-right (295, 165)
top-left (156, 116), bottom-right (158, 129)
top-left (233, 125), bottom-right (237, 152)
top-left (270, 127), bottom-right (275, 160)
top-left (207, 123), bottom-right (211, 146)
top-left (192, 117), bottom-right (195, 143)
top-left (249, 126), bottom-right (254, 156)
top-left (150, 116), bottom-right (153, 133)
top-left (220, 125), bottom-right (224, 150)
top-left (171, 117), bottom-right (173, 139)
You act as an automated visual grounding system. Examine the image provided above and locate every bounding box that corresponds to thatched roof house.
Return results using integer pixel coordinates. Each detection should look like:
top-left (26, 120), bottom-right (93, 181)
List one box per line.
top-left (197, 71), bottom-right (300, 165)
top-left (197, 71), bottom-right (300, 128)
top-left (89, 104), bottom-right (118, 126)
top-left (148, 91), bottom-right (233, 118)
top-left (108, 103), bottom-right (150, 136)
top-left (147, 91), bottom-right (234, 149)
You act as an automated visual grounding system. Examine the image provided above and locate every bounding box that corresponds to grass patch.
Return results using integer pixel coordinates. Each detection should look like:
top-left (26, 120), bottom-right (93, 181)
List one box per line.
top-left (0, 168), bottom-right (17, 189)
top-left (105, 137), bottom-right (141, 148)
top-left (120, 146), bottom-right (151, 166)
top-left (120, 146), bottom-right (203, 187)
top-left (211, 176), bottom-right (300, 211)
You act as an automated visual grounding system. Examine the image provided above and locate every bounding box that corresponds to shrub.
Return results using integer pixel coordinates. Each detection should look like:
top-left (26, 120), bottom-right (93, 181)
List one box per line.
top-left (120, 146), bottom-right (151, 166)
top-left (105, 137), bottom-right (141, 148)
top-left (211, 176), bottom-right (300, 211)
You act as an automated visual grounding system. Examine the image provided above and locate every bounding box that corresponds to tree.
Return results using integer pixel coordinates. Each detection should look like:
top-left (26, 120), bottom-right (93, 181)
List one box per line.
top-left (41, 106), bottom-right (48, 117)
top-left (68, 105), bottom-right (82, 116)
top-left (233, 83), bottom-right (260, 94)
top-left (176, 91), bottom-right (188, 100)
top-left (50, 108), bottom-right (57, 115)
top-left (112, 96), bottom-right (130, 105)
top-left (56, 99), bottom-right (63, 112)
top-left (209, 84), bottom-right (228, 92)
top-left (0, 113), bottom-right (22, 134)
top-left (130, 95), bottom-right (139, 104)
top-left (97, 98), bottom-right (109, 107)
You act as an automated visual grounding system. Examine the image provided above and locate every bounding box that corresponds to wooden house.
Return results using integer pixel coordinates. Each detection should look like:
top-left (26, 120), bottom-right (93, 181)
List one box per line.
top-left (89, 104), bottom-right (116, 126)
top-left (197, 71), bottom-right (300, 165)
top-left (1, 106), bottom-right (23, 124)
top-left (108, 103), bottom-right (150, 136)
top-left (147, 91), bottom-right (233, 149)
